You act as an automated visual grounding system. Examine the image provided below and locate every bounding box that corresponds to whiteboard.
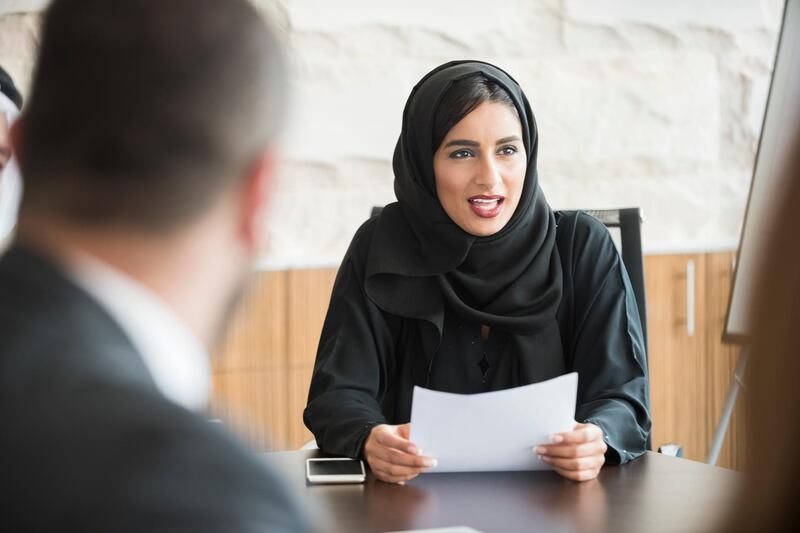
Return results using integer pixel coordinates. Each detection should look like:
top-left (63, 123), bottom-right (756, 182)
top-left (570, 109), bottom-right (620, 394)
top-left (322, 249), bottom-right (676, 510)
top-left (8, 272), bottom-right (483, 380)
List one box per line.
top-left (725, 0), bottom-right (800, 342)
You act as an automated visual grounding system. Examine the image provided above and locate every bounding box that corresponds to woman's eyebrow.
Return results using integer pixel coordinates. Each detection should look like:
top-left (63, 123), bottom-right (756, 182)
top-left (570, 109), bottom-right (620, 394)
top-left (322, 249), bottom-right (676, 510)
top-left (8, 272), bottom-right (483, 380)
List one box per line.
top-left (443, 139), bottom-right (480, 148)
top-left (495, 135), bottom-right (521, 145)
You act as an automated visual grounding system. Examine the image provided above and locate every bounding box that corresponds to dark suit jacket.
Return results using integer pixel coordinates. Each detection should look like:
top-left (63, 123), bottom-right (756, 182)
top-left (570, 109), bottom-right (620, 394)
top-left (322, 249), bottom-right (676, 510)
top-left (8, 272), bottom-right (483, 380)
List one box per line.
top-left (0, 246), bottom-right (308, 532)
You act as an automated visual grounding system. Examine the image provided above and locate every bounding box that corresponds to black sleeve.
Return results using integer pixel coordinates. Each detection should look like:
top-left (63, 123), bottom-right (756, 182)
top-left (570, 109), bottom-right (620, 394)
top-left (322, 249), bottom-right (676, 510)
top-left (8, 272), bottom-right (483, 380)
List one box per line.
top-left (561, 212), bottom-right (651, 464)
top-left (303, 221), bottom-right (396, 458)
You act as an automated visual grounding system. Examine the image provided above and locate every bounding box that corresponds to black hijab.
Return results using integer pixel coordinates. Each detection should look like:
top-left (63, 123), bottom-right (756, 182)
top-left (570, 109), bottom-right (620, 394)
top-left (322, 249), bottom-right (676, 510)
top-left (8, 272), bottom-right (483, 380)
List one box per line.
top-left (364, 60), bottom-right (563, 370)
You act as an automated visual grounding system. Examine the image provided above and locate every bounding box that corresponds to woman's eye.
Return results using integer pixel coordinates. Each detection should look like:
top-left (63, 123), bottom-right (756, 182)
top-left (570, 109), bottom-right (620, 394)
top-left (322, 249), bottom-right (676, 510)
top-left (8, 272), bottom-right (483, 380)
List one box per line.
top-left (498, 145), bottom-right (518, 156)
top-left (449, 149), bottom-right (473, 159)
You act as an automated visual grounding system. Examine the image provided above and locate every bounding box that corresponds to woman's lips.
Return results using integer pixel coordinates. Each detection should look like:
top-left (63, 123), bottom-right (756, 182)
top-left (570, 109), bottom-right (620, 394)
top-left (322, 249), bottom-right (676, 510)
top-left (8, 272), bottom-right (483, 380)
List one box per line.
top-left (468, 195), bottom-right (505, 218)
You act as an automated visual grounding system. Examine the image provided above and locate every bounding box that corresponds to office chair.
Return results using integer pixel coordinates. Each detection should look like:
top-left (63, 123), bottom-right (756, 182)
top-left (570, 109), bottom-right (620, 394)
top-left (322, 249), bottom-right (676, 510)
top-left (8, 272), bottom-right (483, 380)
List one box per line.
top-left (370, 205), bottom-right (655, 451)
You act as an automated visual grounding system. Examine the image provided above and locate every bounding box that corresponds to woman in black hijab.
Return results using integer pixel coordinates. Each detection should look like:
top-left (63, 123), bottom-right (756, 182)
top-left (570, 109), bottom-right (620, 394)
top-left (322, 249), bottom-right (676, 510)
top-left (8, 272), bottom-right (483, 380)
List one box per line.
top-left (304, 61), bottom-right (650, 483)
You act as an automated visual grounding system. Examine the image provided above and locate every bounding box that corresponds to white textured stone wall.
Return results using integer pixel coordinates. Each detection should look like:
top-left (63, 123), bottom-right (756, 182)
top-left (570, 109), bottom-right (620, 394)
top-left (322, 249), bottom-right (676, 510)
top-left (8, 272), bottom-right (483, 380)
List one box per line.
top-left (0, 0), bottom-right (785, 268)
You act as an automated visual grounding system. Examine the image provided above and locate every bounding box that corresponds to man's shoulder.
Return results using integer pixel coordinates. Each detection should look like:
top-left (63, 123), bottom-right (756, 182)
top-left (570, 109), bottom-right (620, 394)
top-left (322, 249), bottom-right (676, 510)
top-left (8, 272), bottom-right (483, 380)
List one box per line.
top-left (0, 247), bottom-right (307, 531)
top-left (0, 245), bottom-right (157, 393)
top-left (1, 382), bottom-right (307, 532)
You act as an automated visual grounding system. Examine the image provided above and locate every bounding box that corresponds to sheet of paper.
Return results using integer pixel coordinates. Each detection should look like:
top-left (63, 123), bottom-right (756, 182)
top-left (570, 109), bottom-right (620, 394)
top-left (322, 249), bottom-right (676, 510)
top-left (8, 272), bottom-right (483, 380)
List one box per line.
top-left (409, 372), bottom-right (578, 473)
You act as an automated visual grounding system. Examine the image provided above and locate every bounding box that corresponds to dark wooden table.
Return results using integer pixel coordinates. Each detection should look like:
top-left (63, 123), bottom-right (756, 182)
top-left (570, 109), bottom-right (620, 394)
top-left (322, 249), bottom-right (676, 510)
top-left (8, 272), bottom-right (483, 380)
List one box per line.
top-left (266, 450), bottom-right (740, 533)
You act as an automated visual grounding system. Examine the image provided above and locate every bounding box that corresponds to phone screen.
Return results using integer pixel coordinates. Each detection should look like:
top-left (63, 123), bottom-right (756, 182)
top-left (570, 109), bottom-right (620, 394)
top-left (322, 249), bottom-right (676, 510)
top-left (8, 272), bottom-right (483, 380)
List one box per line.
top-left (307, 459), bottom-right (363, 476)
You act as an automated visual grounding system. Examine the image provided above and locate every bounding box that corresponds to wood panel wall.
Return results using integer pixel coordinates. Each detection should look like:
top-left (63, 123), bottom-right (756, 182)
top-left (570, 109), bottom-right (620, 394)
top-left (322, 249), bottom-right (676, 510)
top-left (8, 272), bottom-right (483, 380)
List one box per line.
top-left (212, 251), bottom-right (746, 470)
top-left (704, 252), bottom-right (746, 469)
top-left (645, 251), bottom-right (746, 469)
top-left (211, 269), bottom-right (338, 451)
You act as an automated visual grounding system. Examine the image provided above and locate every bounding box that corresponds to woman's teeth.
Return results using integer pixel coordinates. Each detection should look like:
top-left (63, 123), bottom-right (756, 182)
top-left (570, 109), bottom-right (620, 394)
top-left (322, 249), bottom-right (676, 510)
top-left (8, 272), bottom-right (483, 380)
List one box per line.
top-left (469, 198), bottom-right (502, 207)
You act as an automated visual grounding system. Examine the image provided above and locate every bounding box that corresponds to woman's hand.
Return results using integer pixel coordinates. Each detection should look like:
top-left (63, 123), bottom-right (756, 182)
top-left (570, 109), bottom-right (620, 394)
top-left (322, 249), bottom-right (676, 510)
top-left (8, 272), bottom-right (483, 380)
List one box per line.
top-left (535, 422), bottom-right (607, 481)
top-left (363, 423), bottom-right (437, 484)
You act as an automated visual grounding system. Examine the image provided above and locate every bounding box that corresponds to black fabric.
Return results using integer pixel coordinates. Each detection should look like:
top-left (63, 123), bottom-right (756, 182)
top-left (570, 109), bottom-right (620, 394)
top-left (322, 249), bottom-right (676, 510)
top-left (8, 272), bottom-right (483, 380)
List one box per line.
top-left (429, 307), bottom-right (511, 392)
top-left (305, 211), bottom-right (651, 464)
top-left (0, 246), bottom-right (308, 533)
top-left (365, 61), bottom-right (562, 350)
top-left (0, 64), bottom-right (23, 110)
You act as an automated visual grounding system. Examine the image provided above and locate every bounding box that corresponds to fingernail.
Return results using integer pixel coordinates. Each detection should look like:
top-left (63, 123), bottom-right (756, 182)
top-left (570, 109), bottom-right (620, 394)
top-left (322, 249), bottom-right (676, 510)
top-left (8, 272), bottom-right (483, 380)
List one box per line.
top-left (425, 459), bottom-right (438, 468)
top-left (538, 455), bottom-right (548, 462)
top-left (398, 481), bottom-right (405, 485)
top-left (408, 446), bottom-right (418, 455)
top-left (416, 448), bottom-right (423, 456)
top-left (535, 446), bottom-right (546, 454)
top-left (549, 434), bottom-right (564, 444)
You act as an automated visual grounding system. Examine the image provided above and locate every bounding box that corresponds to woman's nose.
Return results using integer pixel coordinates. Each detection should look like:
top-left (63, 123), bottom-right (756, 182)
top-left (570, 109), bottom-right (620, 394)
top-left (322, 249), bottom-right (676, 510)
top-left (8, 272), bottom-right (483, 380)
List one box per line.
top-left (474, 156), bottom-right (502, 189)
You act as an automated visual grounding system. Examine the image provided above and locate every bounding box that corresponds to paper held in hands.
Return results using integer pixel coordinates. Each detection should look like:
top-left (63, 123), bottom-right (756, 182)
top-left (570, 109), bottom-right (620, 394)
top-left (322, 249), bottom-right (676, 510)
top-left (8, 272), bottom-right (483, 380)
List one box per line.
top-left (409, 372), bottom-right (578, 473)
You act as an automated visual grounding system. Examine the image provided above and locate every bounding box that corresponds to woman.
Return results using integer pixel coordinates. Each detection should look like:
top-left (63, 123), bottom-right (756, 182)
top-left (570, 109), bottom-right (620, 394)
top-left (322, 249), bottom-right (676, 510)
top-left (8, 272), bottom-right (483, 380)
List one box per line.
top-left (304, 61), bottom-right (650, 483)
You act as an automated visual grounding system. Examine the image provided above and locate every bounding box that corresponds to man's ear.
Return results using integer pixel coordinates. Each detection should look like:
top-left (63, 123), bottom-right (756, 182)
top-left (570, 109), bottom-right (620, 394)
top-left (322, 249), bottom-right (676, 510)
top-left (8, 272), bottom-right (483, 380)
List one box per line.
top-left (9, 115), bottom-right (24, 165)
top-left (239, 146), bottom-right (277, 256)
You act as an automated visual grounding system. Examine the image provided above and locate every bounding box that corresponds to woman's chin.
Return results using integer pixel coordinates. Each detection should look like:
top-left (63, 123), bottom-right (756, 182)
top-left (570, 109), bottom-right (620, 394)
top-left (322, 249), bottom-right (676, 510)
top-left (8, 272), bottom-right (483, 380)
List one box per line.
top-left (460, 217), bottom-right (509, 237)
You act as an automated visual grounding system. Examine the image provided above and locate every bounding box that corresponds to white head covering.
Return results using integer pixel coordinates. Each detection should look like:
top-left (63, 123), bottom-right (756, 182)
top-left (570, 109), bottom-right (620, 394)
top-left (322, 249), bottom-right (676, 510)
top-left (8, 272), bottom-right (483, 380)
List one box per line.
top-left (0, 89), bottom-right (22, 249)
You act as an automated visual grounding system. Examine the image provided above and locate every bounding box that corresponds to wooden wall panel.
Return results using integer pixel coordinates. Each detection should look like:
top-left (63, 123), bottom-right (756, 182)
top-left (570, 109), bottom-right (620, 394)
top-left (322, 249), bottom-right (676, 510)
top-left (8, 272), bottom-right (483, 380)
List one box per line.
top-left (286, 268), bottom-right (339, 449)
top-left (211, 268), bottom-right (338, 451)
top-left (704, 252), bottom-right (746, 471)
top-left (212, 271), bottom-right (288, 373)
top-left (211, 271), bottom-right (290, 450)
top-left (645, 251), bottom-right (746, 470)
top-left (212, 370), bottom-right (289, 450)
top-left (645, 253), bottom-right (710, 463)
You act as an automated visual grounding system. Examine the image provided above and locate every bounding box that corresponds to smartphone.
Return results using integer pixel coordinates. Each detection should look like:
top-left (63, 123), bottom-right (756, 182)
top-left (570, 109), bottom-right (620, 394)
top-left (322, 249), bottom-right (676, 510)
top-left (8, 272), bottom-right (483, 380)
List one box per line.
top-left (305, 457), bottom-right (366, 484)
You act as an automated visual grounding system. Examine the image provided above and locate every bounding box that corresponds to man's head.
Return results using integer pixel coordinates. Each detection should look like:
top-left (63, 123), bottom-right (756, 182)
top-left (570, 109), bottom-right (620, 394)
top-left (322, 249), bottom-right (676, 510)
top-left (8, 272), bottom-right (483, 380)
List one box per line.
top-left (15, 0), bottom-right (285, 229)
top-left (12, 0), bottom-right (286, 344)
top-left (0, 113), bottom-right (9, 173)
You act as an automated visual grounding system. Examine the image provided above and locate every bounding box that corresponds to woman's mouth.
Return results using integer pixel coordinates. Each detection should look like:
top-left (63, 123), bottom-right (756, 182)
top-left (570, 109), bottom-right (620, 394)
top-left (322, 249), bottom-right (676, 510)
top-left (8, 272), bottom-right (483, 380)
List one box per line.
top-left (468, 195), bottom-right (505, 218)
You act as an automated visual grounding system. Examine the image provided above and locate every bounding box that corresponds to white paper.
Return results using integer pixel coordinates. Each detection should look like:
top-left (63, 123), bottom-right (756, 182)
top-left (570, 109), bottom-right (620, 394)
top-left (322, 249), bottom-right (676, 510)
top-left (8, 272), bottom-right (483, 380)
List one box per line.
top-left (409, 372), bottom-right (578, 473)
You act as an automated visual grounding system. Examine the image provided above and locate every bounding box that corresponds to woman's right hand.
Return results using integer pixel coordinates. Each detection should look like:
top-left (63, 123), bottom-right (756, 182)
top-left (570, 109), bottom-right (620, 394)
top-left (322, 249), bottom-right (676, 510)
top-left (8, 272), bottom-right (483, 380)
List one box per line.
top-left (363, 423), bottom-right (437, 483)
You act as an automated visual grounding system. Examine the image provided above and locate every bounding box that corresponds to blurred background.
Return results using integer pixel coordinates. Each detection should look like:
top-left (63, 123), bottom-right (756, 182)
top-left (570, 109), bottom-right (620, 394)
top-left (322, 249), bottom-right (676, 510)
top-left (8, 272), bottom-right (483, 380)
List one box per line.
top-left (0, 0), bottom-right (783, 466)
top-left (1, 0), bottom-right (784, 265)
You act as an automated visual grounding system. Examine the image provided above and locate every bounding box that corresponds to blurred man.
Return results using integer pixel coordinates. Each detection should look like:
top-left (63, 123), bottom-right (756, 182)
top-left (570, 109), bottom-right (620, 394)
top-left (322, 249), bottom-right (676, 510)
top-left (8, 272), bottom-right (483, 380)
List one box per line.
top-left (0, 0), bottom-right (307, 531)
top-left (0, 64), bottom-right (22, 249)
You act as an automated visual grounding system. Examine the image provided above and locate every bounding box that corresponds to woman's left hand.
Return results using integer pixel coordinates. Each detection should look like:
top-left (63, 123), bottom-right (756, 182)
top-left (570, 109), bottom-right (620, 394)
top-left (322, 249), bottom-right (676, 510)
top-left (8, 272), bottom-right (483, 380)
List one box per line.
top-left (535, 422), bottom-right (607, 481)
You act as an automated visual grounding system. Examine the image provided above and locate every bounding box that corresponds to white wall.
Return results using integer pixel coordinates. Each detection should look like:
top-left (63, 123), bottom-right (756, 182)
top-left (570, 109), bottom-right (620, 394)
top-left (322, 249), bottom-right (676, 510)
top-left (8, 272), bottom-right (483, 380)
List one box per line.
top-left (0, 0), bottom-right (785, 268)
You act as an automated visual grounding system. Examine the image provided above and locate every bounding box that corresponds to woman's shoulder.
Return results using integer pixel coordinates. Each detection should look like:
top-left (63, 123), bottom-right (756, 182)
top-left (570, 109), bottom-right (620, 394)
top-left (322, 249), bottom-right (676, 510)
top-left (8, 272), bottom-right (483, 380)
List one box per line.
top-left (555, 210), bottom-right (614, 247)
top-left (350, 215), bottom-right (380, 252)
top-left (340, 215), bottom-right (380, 272)
top-left (342, 202), bottom-right (412, 270)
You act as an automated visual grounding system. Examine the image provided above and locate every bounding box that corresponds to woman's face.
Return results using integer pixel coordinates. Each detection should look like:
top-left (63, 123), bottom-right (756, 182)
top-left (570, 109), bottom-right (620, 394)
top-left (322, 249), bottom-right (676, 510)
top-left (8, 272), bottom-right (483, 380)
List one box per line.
top-left (433, 101), bottom-right (526, 237)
